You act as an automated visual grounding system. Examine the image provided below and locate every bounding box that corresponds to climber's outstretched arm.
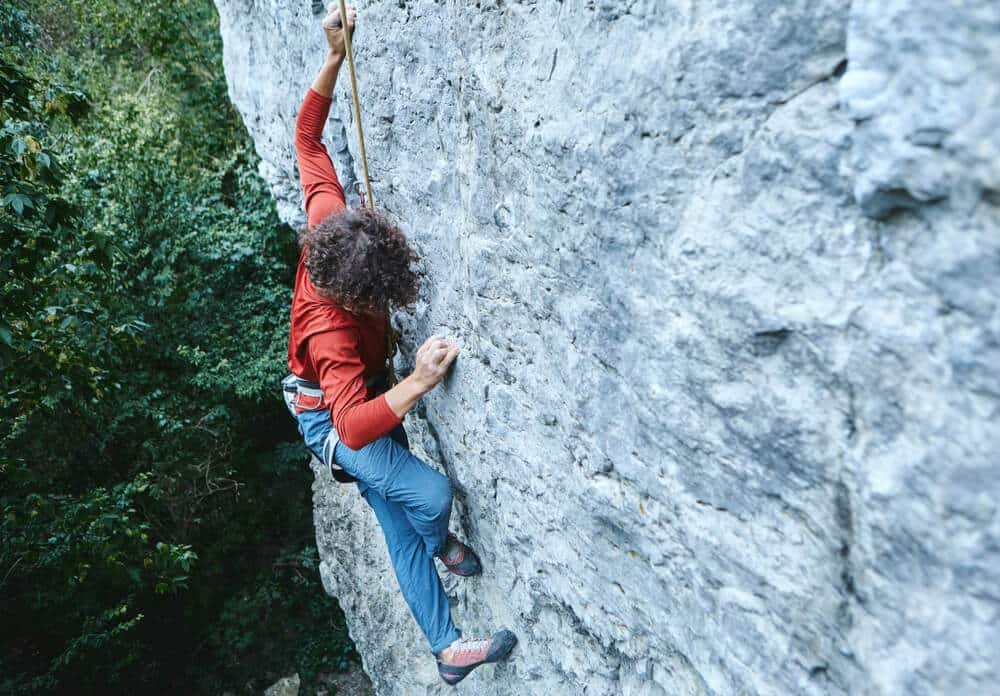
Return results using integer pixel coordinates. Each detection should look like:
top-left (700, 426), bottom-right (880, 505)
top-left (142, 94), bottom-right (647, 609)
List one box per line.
top-left (294, 4), bottom-right (356, 227)
top-left (311, 4), bottom-right (355, 98)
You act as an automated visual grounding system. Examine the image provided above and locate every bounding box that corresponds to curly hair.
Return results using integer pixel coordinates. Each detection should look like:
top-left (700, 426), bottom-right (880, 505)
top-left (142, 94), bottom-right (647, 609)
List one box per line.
top-left (297, 207), bottom-right (421, 314)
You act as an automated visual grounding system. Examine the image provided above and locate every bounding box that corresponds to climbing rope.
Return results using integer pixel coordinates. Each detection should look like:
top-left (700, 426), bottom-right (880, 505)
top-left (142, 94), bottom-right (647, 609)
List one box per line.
top-left (336, 0), bottom-right (398, 388)
top-left (337, 0), bottom-right (374, 208)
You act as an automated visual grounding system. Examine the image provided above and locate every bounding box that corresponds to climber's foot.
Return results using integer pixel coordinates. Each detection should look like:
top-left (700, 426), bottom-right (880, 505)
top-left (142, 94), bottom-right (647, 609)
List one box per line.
top-left (436, 629), bottom-right (517, 686)
top-left (437, 531), bottom-right (482, 577)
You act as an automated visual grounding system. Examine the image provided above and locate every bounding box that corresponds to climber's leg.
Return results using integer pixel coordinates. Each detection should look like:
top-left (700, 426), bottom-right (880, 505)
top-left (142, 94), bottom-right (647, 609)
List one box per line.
top-left (360, 482), bottom-right (461, 654)
top-left (333, 423), bottom-right (453, 558)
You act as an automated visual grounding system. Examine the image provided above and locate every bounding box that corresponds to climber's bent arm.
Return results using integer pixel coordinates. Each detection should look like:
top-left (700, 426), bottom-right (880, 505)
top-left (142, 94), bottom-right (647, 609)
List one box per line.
top-left (309, 330), bottom-right (455, 447)
top-left (384, 335), bottom-right (461, 420)
top-left (383, 375), bottom-right (428, 421)
top-left (309, 328), bottom-right (402, 450)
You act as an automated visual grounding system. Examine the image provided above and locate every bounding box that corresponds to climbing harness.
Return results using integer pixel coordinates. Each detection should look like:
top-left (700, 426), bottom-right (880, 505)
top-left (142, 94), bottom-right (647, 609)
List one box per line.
top-left (282, 374), bottom-right (356, 482)
top-left (337, 0), bottom-right (398, 388)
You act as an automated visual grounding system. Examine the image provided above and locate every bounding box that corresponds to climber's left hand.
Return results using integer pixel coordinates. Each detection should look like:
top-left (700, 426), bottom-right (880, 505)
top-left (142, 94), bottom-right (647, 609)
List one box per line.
top-left (322, 3), bottom-right (357, 56)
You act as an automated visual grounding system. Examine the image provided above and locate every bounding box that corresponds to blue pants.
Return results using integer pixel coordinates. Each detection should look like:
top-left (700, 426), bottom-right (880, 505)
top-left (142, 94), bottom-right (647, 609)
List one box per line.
top-left (285, 381), bottom-right (461, 655)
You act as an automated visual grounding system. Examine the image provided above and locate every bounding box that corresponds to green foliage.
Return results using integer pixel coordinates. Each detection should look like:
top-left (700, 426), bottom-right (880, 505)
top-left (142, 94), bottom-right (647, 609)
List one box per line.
top-left (1, 1), bottom-right (359, 693)
top-left (209, 546), bottom-right (359, 688)
top-left (1, 473), bottom-right (196, 691)
top-left (0, 57), bottom-right (121, 460)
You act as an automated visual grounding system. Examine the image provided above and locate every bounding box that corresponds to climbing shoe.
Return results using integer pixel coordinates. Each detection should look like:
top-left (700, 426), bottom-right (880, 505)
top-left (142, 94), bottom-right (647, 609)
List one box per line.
top-left (437, 532), bottom-right (482, 577)
top-left (436, 629), bottom-right (517, 685)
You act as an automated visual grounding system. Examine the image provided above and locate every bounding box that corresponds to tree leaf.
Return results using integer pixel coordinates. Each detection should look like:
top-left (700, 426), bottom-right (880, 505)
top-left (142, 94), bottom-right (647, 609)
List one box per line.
top-left (3, 192), bottom-right (33, 216)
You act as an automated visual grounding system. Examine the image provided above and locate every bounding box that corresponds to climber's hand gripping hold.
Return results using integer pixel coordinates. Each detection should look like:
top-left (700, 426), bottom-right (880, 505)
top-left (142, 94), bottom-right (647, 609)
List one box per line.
top-left (412, 334), bottom-right (461, 393)
top-left (322, 2), bottom-right (356, 56)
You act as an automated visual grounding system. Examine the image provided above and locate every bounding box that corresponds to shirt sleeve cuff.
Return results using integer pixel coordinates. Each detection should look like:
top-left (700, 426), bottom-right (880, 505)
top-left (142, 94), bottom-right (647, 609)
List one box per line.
top-left (377, 392), bottom-right (403, 428)
top-left (306, 86), bottom-right (333, 104)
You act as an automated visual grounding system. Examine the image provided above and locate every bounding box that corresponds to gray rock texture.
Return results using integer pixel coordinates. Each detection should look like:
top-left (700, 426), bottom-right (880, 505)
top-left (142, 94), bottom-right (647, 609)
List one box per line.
top-left (263, 673), bottom-right (300, 696)
top-left (213, 0), bottom-right (1000, 693)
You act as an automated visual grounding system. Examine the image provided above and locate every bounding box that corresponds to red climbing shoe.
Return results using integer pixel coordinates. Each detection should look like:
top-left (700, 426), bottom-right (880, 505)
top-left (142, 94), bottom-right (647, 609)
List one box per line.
top-left (436, 629), bottom-right (517, 685)
top-left (437, 532), bottom-right (482, 577)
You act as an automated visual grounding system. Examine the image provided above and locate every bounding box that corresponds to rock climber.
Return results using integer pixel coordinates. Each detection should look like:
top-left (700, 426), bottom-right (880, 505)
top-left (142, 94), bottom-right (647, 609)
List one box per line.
top-left (279, 4), bottom-right (517, 686)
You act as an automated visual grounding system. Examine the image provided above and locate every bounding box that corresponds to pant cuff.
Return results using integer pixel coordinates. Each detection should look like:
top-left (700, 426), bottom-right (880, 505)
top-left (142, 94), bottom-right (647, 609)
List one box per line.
top-left (430, 627), bottom-right (462, 656)
top-left (428, 533), bottom-right (449, 559)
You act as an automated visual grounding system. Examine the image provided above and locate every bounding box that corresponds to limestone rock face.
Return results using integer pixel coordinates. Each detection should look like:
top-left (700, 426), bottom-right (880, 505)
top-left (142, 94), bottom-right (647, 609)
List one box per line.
top-left (263, 673), bottom-right (300, 696)
top-left (214, 1), bottom-right (999, 694)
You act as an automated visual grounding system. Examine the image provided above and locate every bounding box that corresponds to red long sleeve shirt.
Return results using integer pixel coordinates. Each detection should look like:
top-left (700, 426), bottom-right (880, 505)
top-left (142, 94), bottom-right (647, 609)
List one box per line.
top-left (287, 88), bottom-right (401, 450)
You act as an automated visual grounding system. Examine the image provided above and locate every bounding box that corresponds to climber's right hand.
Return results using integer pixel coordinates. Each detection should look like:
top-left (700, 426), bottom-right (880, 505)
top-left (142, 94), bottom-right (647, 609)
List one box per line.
top-left (411, 334), bottom-right (460, 394)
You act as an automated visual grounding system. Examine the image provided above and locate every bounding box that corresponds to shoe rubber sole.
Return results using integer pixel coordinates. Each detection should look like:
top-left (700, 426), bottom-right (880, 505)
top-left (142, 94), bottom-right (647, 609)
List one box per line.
top-left (440, 536), bottom-right (483, 577)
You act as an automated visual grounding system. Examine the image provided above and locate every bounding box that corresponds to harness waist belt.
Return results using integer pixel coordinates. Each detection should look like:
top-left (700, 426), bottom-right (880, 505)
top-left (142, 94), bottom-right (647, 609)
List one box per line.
top-left (289, 370), bottom-right (387, 393)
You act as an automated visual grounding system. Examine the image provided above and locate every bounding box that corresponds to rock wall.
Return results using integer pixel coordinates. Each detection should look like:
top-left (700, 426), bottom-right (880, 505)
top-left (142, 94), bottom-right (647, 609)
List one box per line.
top-left (213, 1), bottom-right (999, 693)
